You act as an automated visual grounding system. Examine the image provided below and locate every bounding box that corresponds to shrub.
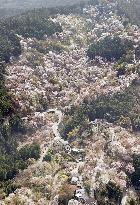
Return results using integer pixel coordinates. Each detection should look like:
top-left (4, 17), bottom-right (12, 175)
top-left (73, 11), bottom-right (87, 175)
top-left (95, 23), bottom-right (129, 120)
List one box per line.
top-left (135, 45), bottom-right (140, 60)
top-left (84, 181), bottom-right (91, 196)
top-left (43, 149), bottom-right (53, 162)
top-left (129, 199), bottom-right (139, 205)
top-left (3, 181), bottom-right (20, 196)
top-left (106, 181), bottom-right (123, 202)
top-left (118, 116), bottom-right (132, 129)
top-left (43, 153), bottom-right (52, 162)
top-left (115, 62), bottom-right (126, 77)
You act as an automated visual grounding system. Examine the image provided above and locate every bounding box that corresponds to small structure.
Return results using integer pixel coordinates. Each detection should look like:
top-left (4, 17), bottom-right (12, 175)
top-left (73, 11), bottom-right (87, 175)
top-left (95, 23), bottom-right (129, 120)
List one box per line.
top-left (71, 177), bottom-right (79, 185)
top-left (77, 176), bottom-right (83, 188)
top-left (75, 188), bottom-right (86, 203)
top-left (52, 137), bottom-right (71, 154)
top-left (70, 176), bottom-right (83, 187)
top-left (64, 143), bottom-right (72, 154)
top-left (68, 199), bottom-right (79, 205)
top-left (71, 148), bottom-right (85, 154)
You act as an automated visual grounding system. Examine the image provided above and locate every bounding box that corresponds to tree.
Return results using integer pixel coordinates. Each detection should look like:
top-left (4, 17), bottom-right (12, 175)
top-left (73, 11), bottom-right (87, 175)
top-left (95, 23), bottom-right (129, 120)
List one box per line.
top-left (58, 184), bottom-right (76, 205)
top-left (0, 8), bottom-right (63, 63)
top-left (43, 149), bottom-right (53, 162)
top-left (0, 143), bottom-right (40, 182)
top-left (87, 36), bottom-right (134, 61)
top-left (130, 155), bottom-right (140, 187)
top-left (18, 143), bottom-right (40, 161)
top-left (95, 182), bottom-right (123, 205)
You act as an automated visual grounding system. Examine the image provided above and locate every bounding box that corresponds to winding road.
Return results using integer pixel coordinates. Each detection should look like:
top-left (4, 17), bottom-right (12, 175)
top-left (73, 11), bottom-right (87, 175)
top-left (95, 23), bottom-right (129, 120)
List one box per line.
top-left (38, 109), bottom-right (63, 163)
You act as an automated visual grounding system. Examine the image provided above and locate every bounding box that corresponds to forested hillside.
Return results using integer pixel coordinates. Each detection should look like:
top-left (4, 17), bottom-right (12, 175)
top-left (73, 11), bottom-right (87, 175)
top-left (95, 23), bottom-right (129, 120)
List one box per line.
top-left (0, 0), bottom-right (84, 9)
top-left (0, 5), bottom-right (63, 196)
top-left (0, 1), bottom-right (96, 62)
top-left (0, 8), bottom-right (63, 62)
top-left (117, 0), bottom-right (140, 26)
top-left (0, 0), bottom-right (85, 18)
top-left (0, 0), bottom-right (140, 204)
top-left (0, 1), bottom-right (93, 196)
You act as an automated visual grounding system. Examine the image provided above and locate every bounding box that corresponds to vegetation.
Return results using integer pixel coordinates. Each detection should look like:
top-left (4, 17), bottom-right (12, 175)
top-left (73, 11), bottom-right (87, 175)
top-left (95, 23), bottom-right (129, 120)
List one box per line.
top-left (84, 180), bottom-right (91, 196)
top-left (0, 0), bottom-right (101, 63)
top-left (58, 184), bottom-right (76, 205)
top-left (0, 32), bottom-right (21, 63)
top-left (87, 36), bottom-right (134, 61)
top-left (0, 8), bottom-right (62, 63)
top-left (129, 199), bottom-right (140, 205)
top-left (0, 63), bottom-right (40, 190)
top-left (26, 50), bottom-right (45, 68)
top-left (117, 0), bottom-right (140, 27)
top-left (0, 0), bottom-right (139, 201)
top-left (0, 63), bottom-right (23, 154)
top-left (95, 181), bottom-right (123, 205)
top-left (0, 62), bottom-right (26, 172)
top-left (43, 149), bottom-right (53, 162)
top-left (0, 9), bottom-right (62, 186)
top-left (32, 40), bottom-right (67, 55)
top-left (0, 143), bottom-right (40, 182)
top-left (0, 142), bottom-right (40, 198)
top-left (0, 180), bottom-right (20, 198)
top-left (63, 82), bottom-right (140, 137)
top-left (114, 61), bottom-right (137, 77)
top-left (2, 12), bottom-right (62, 39)
top-left (129, 154), bottom-right (140, 188)
top-left (18, 143), bottom-right (40, 161)
top-left (0, 63), bottom-right (21, 184)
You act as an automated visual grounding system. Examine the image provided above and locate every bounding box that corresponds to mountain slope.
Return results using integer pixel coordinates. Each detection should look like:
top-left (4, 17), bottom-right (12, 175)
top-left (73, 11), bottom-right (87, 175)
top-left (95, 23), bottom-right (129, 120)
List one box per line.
top-left (0, 0), bottom-right (84, 9)
top-left (0, 0), bottom-right (85, 18)
top-left (0, 1), bottom-right (140, 204)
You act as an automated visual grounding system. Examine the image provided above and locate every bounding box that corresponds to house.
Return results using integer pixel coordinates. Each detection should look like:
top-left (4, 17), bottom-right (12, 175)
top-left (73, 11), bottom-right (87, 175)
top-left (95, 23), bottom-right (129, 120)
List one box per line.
top-left (71, 177), bottom-right (79, 185)
top-left (75, 188), bottom-right (86, 203)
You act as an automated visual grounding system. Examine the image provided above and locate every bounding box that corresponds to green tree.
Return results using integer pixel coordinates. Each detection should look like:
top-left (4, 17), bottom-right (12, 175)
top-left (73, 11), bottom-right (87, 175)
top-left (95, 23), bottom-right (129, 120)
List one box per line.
top-left (18, 143), bottom-right (40, 161)
top-left (130, 155), bottom-right (140, 187)
top-left (87, 36), bottom-right (134, 61)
